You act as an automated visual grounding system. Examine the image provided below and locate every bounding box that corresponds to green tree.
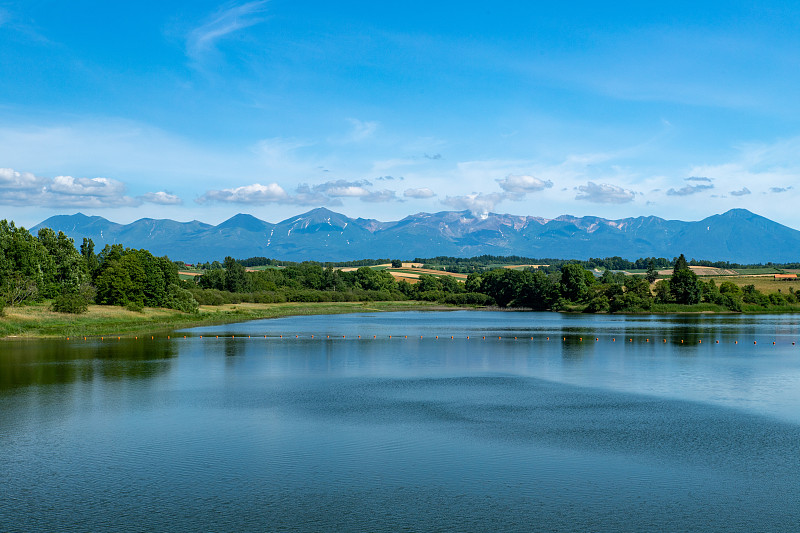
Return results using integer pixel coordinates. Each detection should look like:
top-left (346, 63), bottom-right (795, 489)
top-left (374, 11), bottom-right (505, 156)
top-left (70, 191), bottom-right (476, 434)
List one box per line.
top-left (645, 261), bottom-right (658, 283)
top-left (673, 254), bottom-right (689, 273)
top-left (624, 276), bottom-right (652, 300)
top-left (515, 270), bottom-right (557, 310)
top-left (560, 263), bottom-right (589, 302)
top-left (353, 267), bottom-right (395, 291)
top-left (81, 238), bottom-right (99, 276)
top-left (223, 256), bottom-right (249, 293)
top-left (479, 268), bottom-right (524, 307)
top-left (669, 268), bottom-right (701, 304)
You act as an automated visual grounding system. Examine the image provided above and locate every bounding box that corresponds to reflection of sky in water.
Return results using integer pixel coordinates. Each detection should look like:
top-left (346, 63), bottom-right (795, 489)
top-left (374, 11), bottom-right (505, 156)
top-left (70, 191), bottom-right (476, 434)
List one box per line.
top-left (181, 311), bottom-right (800, 424)
top-left (3, 311), bottom-right (800, 532)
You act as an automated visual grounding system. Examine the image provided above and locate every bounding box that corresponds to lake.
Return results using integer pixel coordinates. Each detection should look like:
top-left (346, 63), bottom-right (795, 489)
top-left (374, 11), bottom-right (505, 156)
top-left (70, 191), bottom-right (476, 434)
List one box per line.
top-left (2, 310), bottom-right (800, 531)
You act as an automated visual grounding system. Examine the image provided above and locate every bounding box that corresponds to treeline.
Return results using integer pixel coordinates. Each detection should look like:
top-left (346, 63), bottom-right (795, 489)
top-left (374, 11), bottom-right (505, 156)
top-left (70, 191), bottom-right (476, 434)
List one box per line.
top-left (190, 259), bottom-right (493, 306)
top-left (197, 254), bottom-right (793, 274)
top-left (0, 220), bottom-right (198, 314)
top-left (414, 254), bottom-right (789, 273)
top-left (458, 254), bottom-right (794, 312)
top-left (188, 253), bottom-right (796, 313)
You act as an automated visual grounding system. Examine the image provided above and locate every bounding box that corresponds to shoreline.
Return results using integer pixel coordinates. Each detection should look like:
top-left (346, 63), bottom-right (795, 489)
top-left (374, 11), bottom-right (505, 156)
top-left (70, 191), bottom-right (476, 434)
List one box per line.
top-left (3, 301), bottom-right (799, 340)
top-left (0, 301), bottom-right (456, 340)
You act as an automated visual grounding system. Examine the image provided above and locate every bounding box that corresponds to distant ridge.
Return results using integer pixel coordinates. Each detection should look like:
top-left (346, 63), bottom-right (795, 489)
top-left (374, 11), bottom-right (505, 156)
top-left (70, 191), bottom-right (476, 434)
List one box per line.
top-left (31, 207), bottom-right (800, 264)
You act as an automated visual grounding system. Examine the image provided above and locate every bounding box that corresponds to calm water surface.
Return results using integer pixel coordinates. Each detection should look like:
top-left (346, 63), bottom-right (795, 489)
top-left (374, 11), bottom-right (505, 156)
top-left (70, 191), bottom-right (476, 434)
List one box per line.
top-left (2, 311), bottom-right (800, 531)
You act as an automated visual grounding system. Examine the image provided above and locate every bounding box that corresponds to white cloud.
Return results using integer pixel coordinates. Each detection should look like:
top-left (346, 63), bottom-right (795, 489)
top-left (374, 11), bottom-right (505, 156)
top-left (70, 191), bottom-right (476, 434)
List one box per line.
top-left (575, 182), bottom-right (636, 204)
top-left (666, 183), bottom-right (714, 196)
top-left (346, 118), bottom-right (378, 142)
top-left (361, 189), bottom-right (399, 203)
top-left (0, 167), bottom-right (48, 189)
top-left (497, 174), bottom-right (553, 194)
top-left (141, 191), bottom-right (183, 205)
top-left (186, 1), bottom-right (269, 61)
top-left (404, 187), bottom-right (436, 198)
top-left (730, 187), bottom-right (751, 197)
top-left (197, 182), bottom-right (288, 204)
top-left (50, 176), bottom-right (126, 197)
top-left (196, 178), bottom-right (397, 206)
top-left (312, 179), bottom-right (372, 197)
top-left (0, 167), bottom-right (139, 207)
top-left (441, 192), bottom-right (507, 216)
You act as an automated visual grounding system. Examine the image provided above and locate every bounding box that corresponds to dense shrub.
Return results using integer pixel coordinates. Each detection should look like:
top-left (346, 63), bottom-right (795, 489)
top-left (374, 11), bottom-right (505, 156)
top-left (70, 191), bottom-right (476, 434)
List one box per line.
top-left (584, 295), bottom-right (610, 313)
top-left (441, 292), bottom-right (495, 306)
top-left (166, 284), bottom-right (199, 313)
top-left (50, 284), bottom-right (95, 314)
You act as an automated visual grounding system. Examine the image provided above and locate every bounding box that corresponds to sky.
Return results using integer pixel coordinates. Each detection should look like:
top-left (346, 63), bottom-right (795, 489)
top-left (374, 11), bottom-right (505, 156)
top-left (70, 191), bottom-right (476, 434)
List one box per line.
top-left (2, 1), bottom-right (800, 228)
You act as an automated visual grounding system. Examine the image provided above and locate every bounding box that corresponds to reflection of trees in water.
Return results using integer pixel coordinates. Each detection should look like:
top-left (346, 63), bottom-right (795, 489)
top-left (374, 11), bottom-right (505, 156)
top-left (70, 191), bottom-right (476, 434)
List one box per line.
top-left (223, 337), bottom-right (245, 358)
top-left (0, 339), bottom-right (177, 390)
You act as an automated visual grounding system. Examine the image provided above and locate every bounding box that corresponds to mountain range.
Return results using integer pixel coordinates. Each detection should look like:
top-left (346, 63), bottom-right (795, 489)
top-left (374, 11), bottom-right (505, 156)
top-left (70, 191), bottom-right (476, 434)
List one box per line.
top-left (31, 208), bottom-right (800, 264)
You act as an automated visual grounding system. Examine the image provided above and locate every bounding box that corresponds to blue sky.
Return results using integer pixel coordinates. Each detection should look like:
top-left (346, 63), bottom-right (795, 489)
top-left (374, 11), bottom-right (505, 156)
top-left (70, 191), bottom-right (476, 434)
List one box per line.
top-left (2, 1), bottom-right (800, 227)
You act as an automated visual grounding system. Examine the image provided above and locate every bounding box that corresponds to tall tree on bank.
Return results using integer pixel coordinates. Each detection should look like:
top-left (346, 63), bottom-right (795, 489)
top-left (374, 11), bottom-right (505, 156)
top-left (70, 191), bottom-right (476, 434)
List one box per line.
top-left (670, 254), bottom-right (701, 304)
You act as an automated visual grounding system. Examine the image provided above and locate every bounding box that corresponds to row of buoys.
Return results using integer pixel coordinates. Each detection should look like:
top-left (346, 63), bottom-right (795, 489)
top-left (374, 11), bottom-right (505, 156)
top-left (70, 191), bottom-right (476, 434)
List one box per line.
top-left (64, 335), bottom-right (796, 345)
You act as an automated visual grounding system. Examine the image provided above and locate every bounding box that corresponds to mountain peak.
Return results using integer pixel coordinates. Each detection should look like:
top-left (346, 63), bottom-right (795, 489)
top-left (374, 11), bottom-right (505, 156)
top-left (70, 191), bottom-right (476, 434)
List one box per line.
top-left (217, 213), bottom-right (272, 231)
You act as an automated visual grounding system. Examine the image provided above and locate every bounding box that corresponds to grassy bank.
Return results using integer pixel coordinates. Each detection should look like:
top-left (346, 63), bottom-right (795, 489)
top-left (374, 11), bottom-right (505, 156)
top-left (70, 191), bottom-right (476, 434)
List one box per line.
top-left (0, 301), bottom-right (447, 339)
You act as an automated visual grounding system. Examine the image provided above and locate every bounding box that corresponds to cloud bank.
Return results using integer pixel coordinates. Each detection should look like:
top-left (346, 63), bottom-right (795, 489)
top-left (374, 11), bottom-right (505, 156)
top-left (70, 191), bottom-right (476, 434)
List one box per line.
top-left (0, 167), bottom-right (142, 207)
top-left (198, 178), bottom-right (403, 206)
